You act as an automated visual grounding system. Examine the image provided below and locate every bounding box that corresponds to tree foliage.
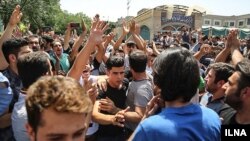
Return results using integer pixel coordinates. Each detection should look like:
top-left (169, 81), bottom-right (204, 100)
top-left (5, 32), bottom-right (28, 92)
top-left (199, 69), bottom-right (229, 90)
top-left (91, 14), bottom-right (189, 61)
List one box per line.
top-left (0, 0), bottom-right (92, 34)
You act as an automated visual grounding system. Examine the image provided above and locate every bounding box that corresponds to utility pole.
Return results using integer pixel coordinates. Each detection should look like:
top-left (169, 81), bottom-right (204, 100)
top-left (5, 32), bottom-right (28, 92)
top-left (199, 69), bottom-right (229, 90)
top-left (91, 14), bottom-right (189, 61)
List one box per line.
top-left (127, 0), bottom-right (131, 17)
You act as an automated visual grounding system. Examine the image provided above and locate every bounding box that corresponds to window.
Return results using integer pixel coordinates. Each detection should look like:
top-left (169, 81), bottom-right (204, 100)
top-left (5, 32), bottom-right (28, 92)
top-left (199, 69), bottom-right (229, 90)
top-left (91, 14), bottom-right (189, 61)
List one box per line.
top-left (229, 21), bottom-right (235, 27)
top-left (238, 21), bottom-right (244, 27)
top-left (247, 18), bottom-right (250, 25)
top-left (204, 19), bottom-right (211, 25)
top-left (214, 20), bottom-right (221, 26)
top-left (205, 21), bottom-right (210, 25)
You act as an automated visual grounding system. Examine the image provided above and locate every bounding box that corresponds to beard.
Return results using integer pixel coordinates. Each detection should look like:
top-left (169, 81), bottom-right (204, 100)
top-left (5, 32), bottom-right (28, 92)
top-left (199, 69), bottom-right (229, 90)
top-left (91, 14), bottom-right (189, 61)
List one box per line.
top-left (225, 88), bottom-right (242, 110)
top-left (205, 84), bottom-right (217, 94)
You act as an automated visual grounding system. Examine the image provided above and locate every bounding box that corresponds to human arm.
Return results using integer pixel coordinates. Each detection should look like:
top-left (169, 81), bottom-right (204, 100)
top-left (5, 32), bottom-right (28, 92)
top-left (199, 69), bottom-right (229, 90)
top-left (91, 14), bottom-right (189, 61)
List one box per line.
top-left (193, 44), bottom-right (212, 61)
top-left (69, 20), bottom-right (87, 61)
top-left (67, 19), bottom-right (108, 80)
top-left (0, 5), bottom-right (22, 70)
top-left (151, 41), bottom-right (160, 55)
top-left (129, 20), bottom-right (146, 52)
top-left (113, 21), bottom-right (129, 50)
top-left (63, 23), bottom-right (72, 51)
top-left (229, 30), bottom-right (244, 65)
top-left (92, 100), bottom-right (123, 127)
top-left (214, 47), bottom-right (231, 63)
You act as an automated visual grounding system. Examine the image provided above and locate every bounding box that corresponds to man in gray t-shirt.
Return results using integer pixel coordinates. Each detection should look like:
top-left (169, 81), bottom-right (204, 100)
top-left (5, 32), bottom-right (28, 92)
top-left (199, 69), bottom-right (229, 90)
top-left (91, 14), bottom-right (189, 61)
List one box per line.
top-left (123, 50), bottom-right (153, 132)
top-left (125, 79), bottom-right (153, 130)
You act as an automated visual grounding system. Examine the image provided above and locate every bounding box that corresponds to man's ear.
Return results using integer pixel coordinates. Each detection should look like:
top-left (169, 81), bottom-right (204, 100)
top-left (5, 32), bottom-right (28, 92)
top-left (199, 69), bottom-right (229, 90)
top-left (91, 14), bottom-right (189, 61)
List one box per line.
top-left (217, 80), bottom-right (225, 88)
top-left (242, 86), bottom-right (250, 96)
top-left (8, 54), bottom-right (17, 63)
top-left (26, 123), bottom-right (36, 141)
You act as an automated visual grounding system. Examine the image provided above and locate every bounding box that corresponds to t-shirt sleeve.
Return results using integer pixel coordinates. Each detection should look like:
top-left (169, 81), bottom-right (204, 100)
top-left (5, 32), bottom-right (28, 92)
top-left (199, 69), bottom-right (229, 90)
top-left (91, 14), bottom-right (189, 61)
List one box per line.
top-left (134, 86), bottom-right (153, 107)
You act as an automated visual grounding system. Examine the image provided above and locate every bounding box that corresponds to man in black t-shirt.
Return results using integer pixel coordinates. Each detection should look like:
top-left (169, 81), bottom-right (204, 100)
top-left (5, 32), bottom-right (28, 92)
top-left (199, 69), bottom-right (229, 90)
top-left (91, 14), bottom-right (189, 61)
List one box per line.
top-left (92, 55), bottom-right (128, 141)
top-left (222, 59), bottom-right (250, 125)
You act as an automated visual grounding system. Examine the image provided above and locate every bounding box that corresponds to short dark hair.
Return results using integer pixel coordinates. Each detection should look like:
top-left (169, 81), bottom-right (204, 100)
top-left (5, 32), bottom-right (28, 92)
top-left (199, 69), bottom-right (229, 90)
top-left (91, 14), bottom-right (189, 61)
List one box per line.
top-left (207, 62), bottom-right (235, 83)
top-left (129, 50), bottom-right (147, 73)
top-left (235, 59), bottom-right (250, 91)
top-left (153, 47), bottom-right (200, 102)
top-left (28, 34), bottom-right (42, 44)
top-left (105, 55), bottom-right (124, 70)
top-left (191, 37), bottom-right (196, 43)
top-left (2, 38), bottom-right (29, 63)
top-left (17, 51), bottom-right (50, 89)
top-left (42, 35), bottom-right (54, 43)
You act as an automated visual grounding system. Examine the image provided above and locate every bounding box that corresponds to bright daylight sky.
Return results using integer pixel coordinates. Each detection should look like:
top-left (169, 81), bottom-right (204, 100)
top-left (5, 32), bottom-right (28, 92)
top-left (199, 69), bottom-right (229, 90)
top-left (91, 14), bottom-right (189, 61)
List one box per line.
top-left (60, 0), bottom-right (250, 22)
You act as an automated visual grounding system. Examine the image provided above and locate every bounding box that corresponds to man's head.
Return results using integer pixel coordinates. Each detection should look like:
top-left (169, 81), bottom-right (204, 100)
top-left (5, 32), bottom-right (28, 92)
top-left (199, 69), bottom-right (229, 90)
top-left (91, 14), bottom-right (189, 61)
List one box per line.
top-left (28, 35), bottom-right (41, 52)
top-left (25, 76), bottom-right (93, 141)
top-left (153, 47), bottom-right (200, 102)
top-left (205, 63), bottom-right (235, 94)
top-left (17, 51), bottom-right (52, 89)
top-left (223, 59), bottom-right (250, 111)
top-left (126, 41), bottom-right (137, 54)
top-left (2, 39), bottom-right (32, 73)
top-left (113, 46), bottom-right (125, 58)
top-left (105, 56), bottom-right (125, 88)
top-left (41, 35), bottom-right (54, 51)
top-left (2, 38), bottom-right (32, 65)
top-left (129, 50), bottom-right (147, 73)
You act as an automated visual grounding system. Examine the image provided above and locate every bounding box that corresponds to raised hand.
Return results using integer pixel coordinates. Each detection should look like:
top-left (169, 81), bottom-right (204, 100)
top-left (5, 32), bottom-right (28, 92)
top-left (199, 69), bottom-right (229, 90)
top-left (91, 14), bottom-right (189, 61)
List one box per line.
top-left (81, 19), bottom-right (87, 34)
top-left (129, 20), bottom-right (136, 34)
top-left (89, 19), bottom-right (108, 45)
top-left (122, 20), bottom-right (129, 35)
top-left (9, 5), bottom-right (23, 26)
top-left (200, 44), bottom-right (212, 55)
top-left (230, 30), bottom-right (240, 50)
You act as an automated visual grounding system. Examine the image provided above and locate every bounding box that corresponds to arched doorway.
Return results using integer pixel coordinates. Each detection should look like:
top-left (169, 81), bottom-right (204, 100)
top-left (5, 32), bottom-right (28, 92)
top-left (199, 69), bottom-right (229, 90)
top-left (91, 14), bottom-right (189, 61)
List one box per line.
top-left (140, 25), bottom-right (150, 41)
top-left (161, 23), bottom-right (191, 32)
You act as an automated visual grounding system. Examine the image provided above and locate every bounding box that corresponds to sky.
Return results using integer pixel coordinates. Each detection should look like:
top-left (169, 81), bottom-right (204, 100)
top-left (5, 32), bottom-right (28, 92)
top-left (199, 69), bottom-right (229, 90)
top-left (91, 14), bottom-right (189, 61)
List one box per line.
top-left (60, 0), bottom-right (250, 22)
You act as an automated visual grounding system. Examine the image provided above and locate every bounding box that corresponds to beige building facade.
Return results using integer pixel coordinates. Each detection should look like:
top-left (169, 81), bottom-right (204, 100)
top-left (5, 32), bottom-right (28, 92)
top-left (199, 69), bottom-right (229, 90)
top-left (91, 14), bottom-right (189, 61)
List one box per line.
top-left (114, 5), bottom-right (205, 41)
top-left (202, 14), bottom-right (250, 29)
top-left (114, 4), bottom-right (250, 41)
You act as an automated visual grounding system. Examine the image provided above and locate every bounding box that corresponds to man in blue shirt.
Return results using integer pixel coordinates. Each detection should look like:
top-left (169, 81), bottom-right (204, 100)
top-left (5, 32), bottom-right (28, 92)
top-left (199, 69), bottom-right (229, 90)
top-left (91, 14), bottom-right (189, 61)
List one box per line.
top-left (0, 72), bottom-right (12, 116)
top-left (0, 72), bottom-right (13, 141)
top-left (130, 47), bottom-right (221, 141)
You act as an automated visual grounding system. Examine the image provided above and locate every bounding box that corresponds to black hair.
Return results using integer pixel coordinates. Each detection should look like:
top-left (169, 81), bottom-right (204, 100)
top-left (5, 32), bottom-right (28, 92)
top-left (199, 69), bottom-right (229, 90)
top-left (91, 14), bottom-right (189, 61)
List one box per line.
top-left (2, 38), bottom-right (29, 63)
top-left (105, 55), bottom-right (124, 70)
top-left (235, 59), bottom-right (250, 91)
top-left (153, 47), bottom-right (200, 102)
top-left (129, 50), bottom-right (147, 73)
top-left (17, 52), bottom-right (50, 89)
top-left (207, 62), bottom-right (235, 83)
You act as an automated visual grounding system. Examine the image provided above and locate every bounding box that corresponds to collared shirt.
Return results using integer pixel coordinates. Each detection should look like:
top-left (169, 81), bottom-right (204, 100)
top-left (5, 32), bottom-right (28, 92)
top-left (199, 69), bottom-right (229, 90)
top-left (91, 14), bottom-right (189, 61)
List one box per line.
top-left (207, 96), bottom-right (226, 114)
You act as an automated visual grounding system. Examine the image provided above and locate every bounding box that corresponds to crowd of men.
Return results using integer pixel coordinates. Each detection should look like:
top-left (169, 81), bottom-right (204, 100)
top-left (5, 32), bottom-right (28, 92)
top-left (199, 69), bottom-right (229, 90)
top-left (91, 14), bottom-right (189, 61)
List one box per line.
top-left (0, 5), bottom-right (250, 141)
